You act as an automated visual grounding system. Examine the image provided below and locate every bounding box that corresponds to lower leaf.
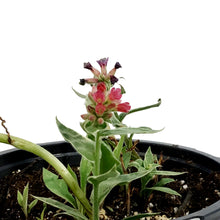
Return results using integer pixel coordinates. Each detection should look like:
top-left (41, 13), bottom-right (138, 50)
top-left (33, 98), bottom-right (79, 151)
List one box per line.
top-left (33, 196), bottom-right (88, 220)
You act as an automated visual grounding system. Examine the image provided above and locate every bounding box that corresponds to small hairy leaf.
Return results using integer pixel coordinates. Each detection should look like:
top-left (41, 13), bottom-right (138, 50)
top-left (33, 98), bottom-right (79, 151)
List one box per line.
top-left (72, 88), bottom-right (86, 99)
top-left (17, 190), bottom-right (23, 207)
top-left (28, 199), bottom-right (38, 213)
top-left (33, 196), bottom-right (88, 220)
top-left (56, 118), bottom-right (95, 162)
top-left (43, 168), bottom-right (76, 207)
top-left (99, 126), bottom-right (163, 137)
top-left (145, 186), bottom-right (181, 197)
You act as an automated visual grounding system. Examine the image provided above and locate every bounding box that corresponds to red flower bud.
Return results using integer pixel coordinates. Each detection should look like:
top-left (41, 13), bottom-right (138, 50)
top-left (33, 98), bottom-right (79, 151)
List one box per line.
top-left (117, 102), bottom-right (131, 113)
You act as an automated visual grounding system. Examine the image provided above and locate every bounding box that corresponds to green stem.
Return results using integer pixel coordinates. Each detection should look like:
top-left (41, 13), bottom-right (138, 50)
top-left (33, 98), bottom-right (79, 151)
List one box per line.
top-left (93, 183), bottom-right (99, 220)
top-left (93, 132), bottom-right (101, 220)
top-left (0, 133), bottom-right (93, 219)
top-left (94, 132), bottom-right (101, 176)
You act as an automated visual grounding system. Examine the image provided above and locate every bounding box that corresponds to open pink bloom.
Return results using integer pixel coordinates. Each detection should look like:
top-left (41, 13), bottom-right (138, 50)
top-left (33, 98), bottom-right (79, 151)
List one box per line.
top-left (109, 88), bottom-right (122, 102)
top-left (97, 82), bottom-right (106, 92)
top-left (93, 91), bottom-right (105, 104)
top-left (95, 104), bottom-right (106, 116)
top-left (117, 102), bottom-right (131, 113)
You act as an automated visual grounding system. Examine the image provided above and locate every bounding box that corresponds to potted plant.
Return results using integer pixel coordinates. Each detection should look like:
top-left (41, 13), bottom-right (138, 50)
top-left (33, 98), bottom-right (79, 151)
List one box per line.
top-left (0, 58), bottom-right (220, 220)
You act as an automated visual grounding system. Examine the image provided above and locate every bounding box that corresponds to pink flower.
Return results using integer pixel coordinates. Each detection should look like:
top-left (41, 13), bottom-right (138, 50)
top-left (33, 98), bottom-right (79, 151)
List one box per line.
top-left (95, 104), bottom-right (106, 116)
top-left (117, 102), bottom-right (131, 113)
top-left (97, 82), bottom-right (106, 92)
top-left (93, 91), bottom-right (105, 104)
top-left (109, 88), bottom-right (122, 102)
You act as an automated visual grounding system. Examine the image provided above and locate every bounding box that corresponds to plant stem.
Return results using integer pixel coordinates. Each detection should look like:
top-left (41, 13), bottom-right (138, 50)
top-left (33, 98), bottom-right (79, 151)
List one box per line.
top-left (93, 183), bottom-right (99, 220)
top-left (93, 132), bottom-right (101, 220)
top-left (94, 132), bottom-right (101, 176)
top-left (0, 133), bottom-right (93, 219)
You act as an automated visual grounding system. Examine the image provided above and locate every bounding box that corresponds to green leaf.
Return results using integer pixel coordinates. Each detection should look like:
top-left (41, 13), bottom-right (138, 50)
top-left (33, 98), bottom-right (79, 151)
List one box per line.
top-left (56, 118), bottom-right (95, 162)
top-left (72, 88), bottom-right (86, 99)
top-left (88, 165), bottom-right (119, 186)
top-left (33, 196), bottom-right (88, 220)
top-left (152, 170), bottom-right (185, 176)
top-left (80, 157), bottom-right (93, 193)
top-left (123, 212), bottom-right (159, 220)
top-left (97, 169), bottom-right (153, 204)
top-left (28, 199), bottom-right (38, 213)
top-left (17, 190), bottom-right (23, 207)
top-left (155, 178), bottom-right (175, 187)
top-left (143, 147), bottom-right (155, 169)
top-left (145, 186), bottom-right (181, 197)
top-left (100, 140), bottom-right (120, 174)
top-left (113, 135), bottom-right (125, 160)
top-left (23, 183), bottom-right (29, 217)
top-left (99, 126), bottom-right (163, 137)
top-left (43, 168), bottom-right (76, 207)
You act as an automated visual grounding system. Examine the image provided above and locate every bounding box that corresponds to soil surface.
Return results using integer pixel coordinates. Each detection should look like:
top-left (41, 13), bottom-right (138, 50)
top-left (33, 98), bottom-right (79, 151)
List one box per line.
top-left (0, 158), bottom-right (220, 220)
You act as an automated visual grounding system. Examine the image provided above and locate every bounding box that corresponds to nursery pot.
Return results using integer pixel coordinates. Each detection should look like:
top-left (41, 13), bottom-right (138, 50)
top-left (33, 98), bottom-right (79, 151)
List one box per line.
top-left (0, 140), bottom-right (220, 220)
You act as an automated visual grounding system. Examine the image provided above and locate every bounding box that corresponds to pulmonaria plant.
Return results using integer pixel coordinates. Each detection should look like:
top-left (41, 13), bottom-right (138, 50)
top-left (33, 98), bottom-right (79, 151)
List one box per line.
top-left (0, 58), bottom-right (183, 220)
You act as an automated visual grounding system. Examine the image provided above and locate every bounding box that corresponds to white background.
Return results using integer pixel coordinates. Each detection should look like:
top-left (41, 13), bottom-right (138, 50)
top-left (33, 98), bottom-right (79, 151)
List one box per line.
top-left (0, 1), bottom-right (220, 157)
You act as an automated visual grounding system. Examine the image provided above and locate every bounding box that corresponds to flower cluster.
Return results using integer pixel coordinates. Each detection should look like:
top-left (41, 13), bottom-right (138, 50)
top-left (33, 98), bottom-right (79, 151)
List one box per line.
top-left (80, 58), bottom-right (131, 124)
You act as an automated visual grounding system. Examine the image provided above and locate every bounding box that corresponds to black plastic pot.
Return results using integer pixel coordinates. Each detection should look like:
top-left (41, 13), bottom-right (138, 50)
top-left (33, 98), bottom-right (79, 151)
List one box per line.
top-left (0, 140), bottom-right (220, 220)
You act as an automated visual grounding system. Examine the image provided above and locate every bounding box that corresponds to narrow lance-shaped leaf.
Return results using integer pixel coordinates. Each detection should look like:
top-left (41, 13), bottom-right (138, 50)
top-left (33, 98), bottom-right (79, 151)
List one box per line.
top-left (97, 169), bottom-right (154, 204)
top-left (99, 126), bottom-right (163, 137)
top-left (56, 118), bottom-right (95, 162)
top-left (80, 157), bottom-right (93, 194)
top-left (144, 186), bottom-right (181, 197)
top-left (43, 168), bottom-right (76, 207)
top-left (33, 196), bottom-right (88, 220)
top-left (72, 88), bottom-right (86, 99)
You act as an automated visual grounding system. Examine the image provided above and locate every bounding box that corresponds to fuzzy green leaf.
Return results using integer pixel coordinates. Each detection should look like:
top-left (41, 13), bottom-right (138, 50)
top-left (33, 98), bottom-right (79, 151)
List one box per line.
top-left (97, 169), bottom-right (153, 204)
top-left (155, 178), bottom-right (175, 187)
top-left (17, 190), bottom-right (23, 207)
top-left (72, 88), bottom-right (86, 99)
top-left (143, 147), bottom-right (155, 169)
top-left (56, 118), bottom-right (95, 162)
top-left (28, 199), bottom-right (38, 213)
top-left (99, 126), bottom-right (163, 137)
top-left (80, 157), bottom-right (93, 193)
top-left (145, 186), bottom-right (181, 197)
top-left (43, 168), bottom-right (76, 207)
top-left (22, 183), bottom-right (29, 217)
top-left (33, 196), bottom-right (88, 220)
top-left (88, 165), bottom-right (119, 186)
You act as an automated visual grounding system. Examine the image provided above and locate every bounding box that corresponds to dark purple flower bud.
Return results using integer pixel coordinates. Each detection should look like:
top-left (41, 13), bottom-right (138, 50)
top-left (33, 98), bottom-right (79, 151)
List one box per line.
top-left (84, 62), bottom-right (93, 70)
top-left (87, 105), bottom-right (95, 114)
top-left (79, 79), bottom-right (86, 85)
top-left (84, 62), bottom-right (100, 76)
top-left (97, 58), bottom-right (109, 67)
top-left (110, 75), bottom-right (118, 85)
top-left (115, 62), bottom-right (122, 69)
